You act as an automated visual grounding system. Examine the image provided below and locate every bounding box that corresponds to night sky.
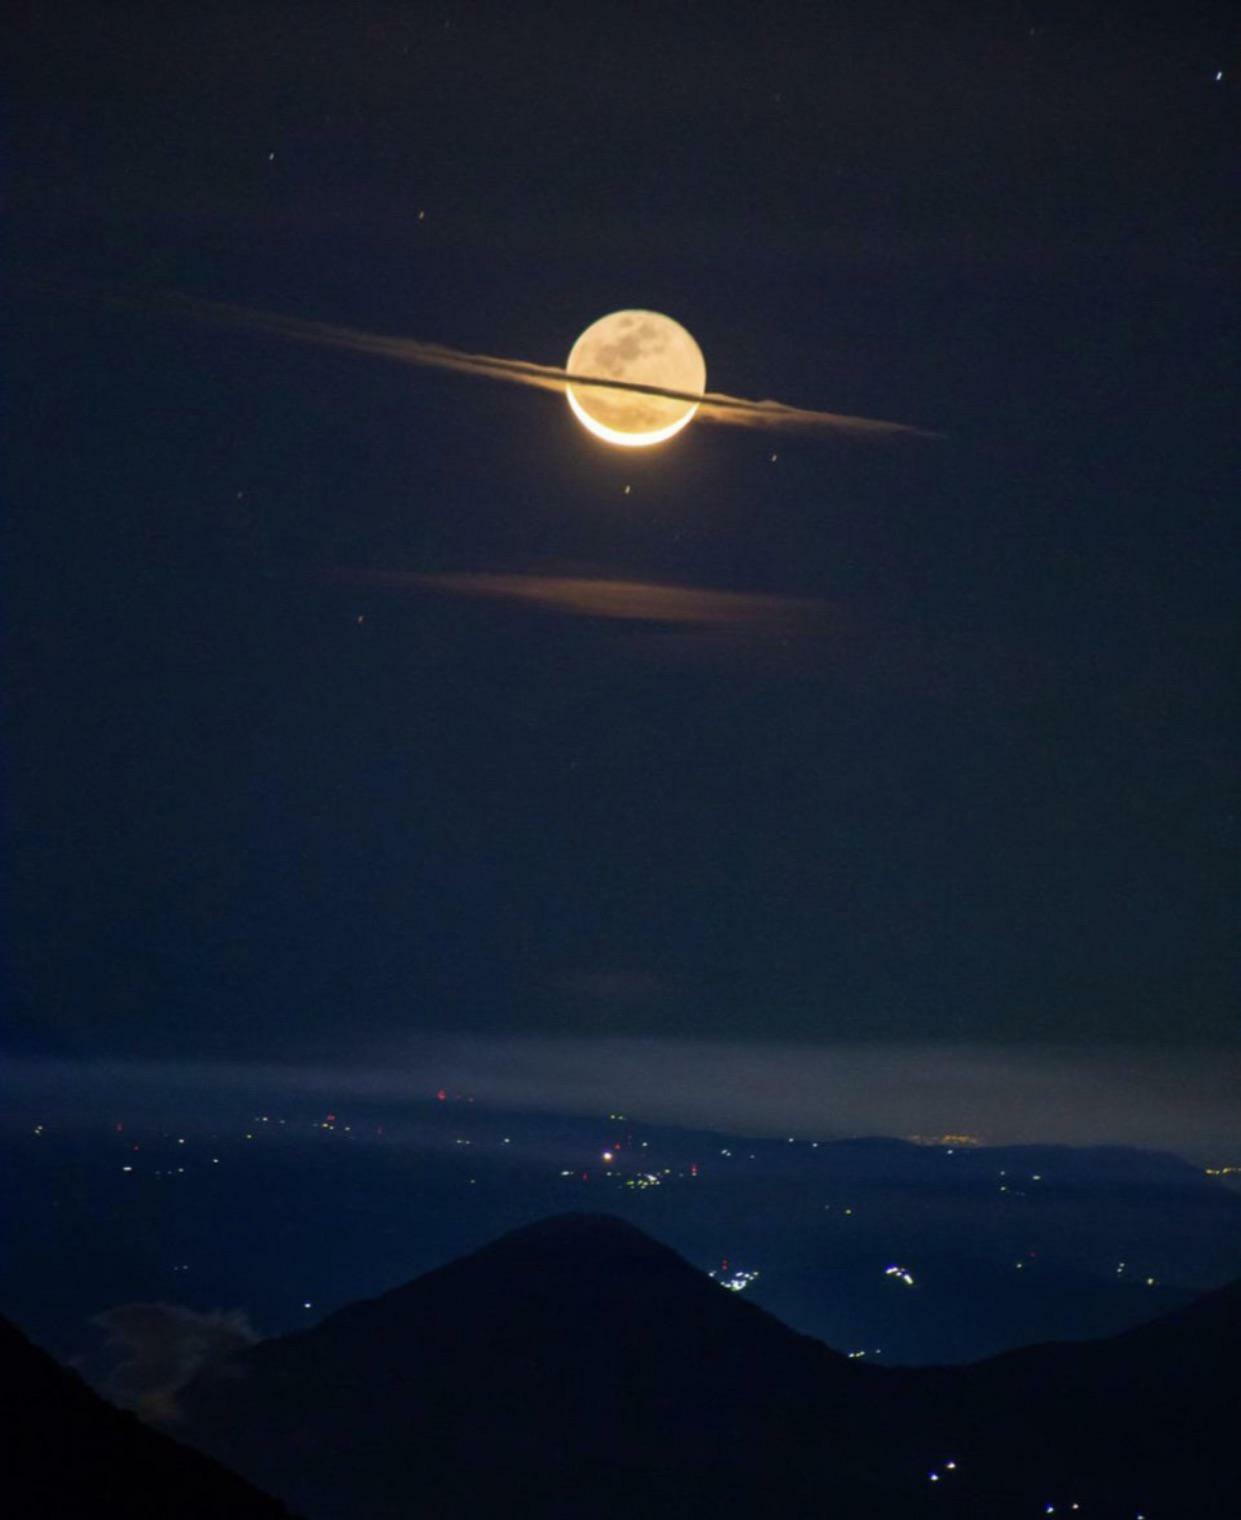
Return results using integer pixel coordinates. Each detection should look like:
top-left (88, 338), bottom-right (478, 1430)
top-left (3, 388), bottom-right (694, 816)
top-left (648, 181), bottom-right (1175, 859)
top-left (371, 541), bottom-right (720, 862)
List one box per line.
top-left (9, 3), bottom-right (1239, 1126)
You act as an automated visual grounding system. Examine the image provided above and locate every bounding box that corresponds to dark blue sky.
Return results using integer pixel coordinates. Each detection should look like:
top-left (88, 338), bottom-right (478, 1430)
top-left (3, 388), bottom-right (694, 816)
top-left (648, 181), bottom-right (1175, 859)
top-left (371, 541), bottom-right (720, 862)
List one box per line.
top-left (9, 2), bottom-right (1238, 1067)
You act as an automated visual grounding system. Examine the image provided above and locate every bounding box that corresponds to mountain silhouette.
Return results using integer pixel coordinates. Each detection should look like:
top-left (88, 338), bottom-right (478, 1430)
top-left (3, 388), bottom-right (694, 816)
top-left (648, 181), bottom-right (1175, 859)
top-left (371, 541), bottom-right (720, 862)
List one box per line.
top-left (175, 1212), bottom-right (1241, 1519)
top-left (0, 1313), bottom-right (295, 1519)
top-left (179, 1213), bottom-right (902, 1517)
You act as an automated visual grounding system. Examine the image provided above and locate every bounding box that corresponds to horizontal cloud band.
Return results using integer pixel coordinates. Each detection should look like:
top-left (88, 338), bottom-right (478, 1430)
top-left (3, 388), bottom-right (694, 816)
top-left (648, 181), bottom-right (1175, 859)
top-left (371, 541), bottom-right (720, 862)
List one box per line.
top-left (7, 1041), bottom-right (1238, 1160)
top-left (163, 295), bottom-right (939, 439)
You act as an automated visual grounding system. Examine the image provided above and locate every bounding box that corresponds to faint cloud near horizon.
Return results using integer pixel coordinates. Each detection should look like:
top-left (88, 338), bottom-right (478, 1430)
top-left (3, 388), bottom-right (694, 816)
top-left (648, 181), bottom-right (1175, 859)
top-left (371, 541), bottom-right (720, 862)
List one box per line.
top-left (7, 1040), bottom-right (1241, 1161)
top-left (85, 1303), bottom-right (258, 1423)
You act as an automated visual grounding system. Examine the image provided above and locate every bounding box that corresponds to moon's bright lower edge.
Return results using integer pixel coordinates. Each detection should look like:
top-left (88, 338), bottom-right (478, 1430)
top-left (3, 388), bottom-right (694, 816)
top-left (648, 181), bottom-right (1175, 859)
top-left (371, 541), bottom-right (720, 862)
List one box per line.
top-left (566, 310), bottom-right (706, 448)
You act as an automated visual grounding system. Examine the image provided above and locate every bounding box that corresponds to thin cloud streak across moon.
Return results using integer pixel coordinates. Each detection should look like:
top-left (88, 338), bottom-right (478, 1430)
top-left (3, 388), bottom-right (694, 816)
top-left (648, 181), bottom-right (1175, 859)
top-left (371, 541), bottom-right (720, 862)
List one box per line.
top-left (167, 296), bottom-right (939, 440)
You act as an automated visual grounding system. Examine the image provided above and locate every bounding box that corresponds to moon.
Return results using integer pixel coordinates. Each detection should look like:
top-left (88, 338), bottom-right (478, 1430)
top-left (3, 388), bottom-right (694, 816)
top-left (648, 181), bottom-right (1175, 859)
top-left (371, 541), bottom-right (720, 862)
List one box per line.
top-left (565, 310), bottom-right (706, 447)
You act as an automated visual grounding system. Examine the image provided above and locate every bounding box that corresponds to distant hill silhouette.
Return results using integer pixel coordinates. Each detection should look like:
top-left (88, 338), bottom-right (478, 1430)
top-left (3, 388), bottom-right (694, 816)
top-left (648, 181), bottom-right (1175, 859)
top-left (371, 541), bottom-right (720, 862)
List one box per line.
top-left (173, 1212), bottom-right (1240, 1519)
top-left (0, 1313), bottom-right (294, 1520)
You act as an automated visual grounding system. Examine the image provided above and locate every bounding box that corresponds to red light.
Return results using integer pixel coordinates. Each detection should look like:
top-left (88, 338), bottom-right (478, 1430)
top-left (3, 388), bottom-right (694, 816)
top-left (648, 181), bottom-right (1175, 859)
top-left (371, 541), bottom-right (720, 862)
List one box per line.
top-left (436, 1089), bottom-right (447, 1102)
top-left (115, 1122), bottom-right (124, 1132)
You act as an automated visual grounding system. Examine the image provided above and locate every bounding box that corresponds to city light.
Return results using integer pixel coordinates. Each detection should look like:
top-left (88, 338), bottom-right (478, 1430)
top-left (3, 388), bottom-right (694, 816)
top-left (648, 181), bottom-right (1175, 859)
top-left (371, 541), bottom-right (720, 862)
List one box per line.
top-left (709, 1266), bottom-right (761, 1293)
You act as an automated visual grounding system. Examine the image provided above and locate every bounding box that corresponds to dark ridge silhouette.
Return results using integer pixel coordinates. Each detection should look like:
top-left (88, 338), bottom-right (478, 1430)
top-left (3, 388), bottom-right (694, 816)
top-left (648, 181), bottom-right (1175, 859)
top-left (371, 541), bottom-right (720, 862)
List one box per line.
top-left (172, 1212), bottom-right (1240, 1519)
top-left (908, 1273), bottom-right (1241, 1515)
top-left (0, 1313), bottom-right (295, 1519)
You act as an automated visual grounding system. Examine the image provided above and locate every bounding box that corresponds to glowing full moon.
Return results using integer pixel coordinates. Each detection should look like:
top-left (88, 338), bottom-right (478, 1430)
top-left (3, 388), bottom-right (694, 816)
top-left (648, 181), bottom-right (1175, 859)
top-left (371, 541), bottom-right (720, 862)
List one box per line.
top-left (565, 310), bottom-right (706, 447)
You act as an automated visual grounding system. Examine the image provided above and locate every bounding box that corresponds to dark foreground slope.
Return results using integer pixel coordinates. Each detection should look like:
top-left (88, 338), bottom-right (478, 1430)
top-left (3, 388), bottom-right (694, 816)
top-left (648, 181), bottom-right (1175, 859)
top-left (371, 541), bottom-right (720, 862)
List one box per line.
top-left (920, 1274), bottom-right (1241, 1516)
top-left (0, 1314), bottom-right (294, 1520)
top-left (177, 1212), bottom-right (1241, 1520)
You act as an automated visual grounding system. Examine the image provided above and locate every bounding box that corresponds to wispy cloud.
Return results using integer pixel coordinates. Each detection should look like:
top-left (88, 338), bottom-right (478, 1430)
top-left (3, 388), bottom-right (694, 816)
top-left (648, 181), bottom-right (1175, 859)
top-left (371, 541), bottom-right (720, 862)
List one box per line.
top-left (327, 565), bottom-right (988, 691)
top-left (333, 568), bottom-right (829, 629)
top-left (161, 296), bottom-right (940, 439)
top-left (86, 1303), bottom-right (258, 1423)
